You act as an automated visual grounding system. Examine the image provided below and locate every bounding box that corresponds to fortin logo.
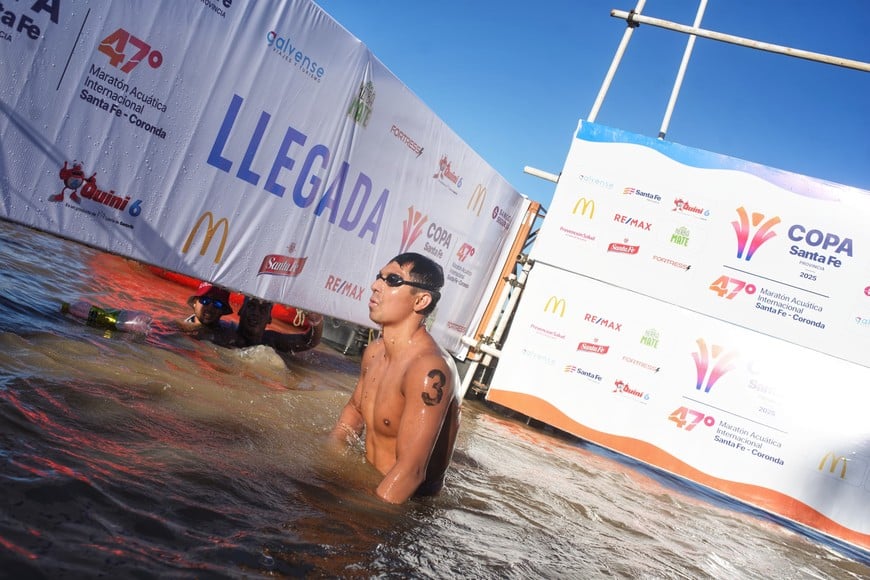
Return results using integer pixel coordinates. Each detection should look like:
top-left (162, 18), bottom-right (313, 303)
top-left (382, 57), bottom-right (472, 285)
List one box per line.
top-left (399, 206), bottom-right (427, 253)
top-left (732, 206), bottom-right (780, 261)
top-left (692, 338), bottom-right (738, 393)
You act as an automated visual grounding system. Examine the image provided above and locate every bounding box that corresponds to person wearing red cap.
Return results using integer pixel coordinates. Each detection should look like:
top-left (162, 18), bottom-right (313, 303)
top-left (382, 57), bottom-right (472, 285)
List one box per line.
top-left (175, 282), bottom-right (233, 335)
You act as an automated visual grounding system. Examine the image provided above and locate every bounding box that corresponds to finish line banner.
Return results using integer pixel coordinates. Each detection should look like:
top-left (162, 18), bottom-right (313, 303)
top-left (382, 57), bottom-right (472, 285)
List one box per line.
top-left (489, 120), bottom-right (870, 552)
top-left (0, 0), bottom-right (525, 352)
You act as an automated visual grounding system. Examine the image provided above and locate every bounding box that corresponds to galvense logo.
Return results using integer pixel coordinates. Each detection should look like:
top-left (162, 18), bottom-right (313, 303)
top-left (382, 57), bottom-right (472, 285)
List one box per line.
top-left (265, 30), bottom-right (325, 82)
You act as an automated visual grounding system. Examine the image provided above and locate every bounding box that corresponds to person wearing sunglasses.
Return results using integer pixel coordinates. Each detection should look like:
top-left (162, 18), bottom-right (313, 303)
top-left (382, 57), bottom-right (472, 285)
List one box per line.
top-left (176, 282), bottom-right (234, 335)
top-left (213, 296), bottom-right (323, 353)
top-left (330, 252), bottom-right (461, 504)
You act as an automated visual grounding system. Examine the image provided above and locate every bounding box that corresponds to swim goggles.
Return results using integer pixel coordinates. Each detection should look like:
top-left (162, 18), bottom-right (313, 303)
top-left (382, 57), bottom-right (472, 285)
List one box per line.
top-left (375, 272), bottom-right (439, 293)
top-left (198, 296), bottom-right (227, 310)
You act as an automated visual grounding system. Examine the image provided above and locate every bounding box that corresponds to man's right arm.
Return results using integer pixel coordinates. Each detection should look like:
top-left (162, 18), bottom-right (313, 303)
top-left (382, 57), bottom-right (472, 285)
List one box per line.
top-left (330, 374), bottom-right (366, 445)
top-left (331, 400), bottom-right (364, 445)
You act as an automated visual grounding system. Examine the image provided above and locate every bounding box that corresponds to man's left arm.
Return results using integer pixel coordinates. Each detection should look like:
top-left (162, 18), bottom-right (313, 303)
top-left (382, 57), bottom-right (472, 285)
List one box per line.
top-left (375, 356), bottom-right (454, 503)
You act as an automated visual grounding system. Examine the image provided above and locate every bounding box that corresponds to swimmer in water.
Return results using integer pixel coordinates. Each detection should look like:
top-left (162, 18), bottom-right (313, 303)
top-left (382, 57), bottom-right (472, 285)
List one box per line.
top-left (331, 252), bottom-right (461, 504)
top-left (213, 296), bottom-right (323, 352)
top-left (175, 283), bottom-right (233, 338)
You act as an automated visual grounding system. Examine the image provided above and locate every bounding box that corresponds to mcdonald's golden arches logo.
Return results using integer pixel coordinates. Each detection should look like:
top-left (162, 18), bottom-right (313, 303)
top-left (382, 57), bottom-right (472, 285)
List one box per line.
top-left (468, 184), bottom-right (487, 216)
top-left (544, 296), bottom-right (566, 317)
top-left (183, 211), bottom-right (230, 264)
top-left (573, 197), bottom-right (595, 218)
top-left (818, 451), bottom-right (848, 479)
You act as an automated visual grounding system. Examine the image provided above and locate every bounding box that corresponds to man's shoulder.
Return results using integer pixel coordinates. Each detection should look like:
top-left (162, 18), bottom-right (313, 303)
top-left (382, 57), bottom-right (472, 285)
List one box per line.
top-left (362, 337), bottom-right (386, 357)
top-left (405, 343), bottom-right (456, 385)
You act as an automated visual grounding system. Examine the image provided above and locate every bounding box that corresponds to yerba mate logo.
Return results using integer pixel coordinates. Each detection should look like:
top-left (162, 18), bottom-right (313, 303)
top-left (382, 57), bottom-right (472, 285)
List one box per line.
top-left (692, 338), bottom-right (738, 393)
top-left (640, 328), bottom-right (660, 348)
top-left (400, 206), bottom-right (428, 253)
top-left (671, 226), bottom-right (690, 247)
top-left (733, 206), bottom-right (780, 261)
top-left (348, 81), bottom-right (375, 127)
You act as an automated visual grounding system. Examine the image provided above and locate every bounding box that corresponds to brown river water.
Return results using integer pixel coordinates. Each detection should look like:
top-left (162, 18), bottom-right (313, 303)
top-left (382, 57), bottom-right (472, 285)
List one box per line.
top-left (0, 219), bottom-right (868, 579)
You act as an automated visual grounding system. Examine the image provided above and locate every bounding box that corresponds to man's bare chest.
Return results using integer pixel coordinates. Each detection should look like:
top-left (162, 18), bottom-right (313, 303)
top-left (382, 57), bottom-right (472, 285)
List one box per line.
top-left (362, 363), bottom-right (407, 437)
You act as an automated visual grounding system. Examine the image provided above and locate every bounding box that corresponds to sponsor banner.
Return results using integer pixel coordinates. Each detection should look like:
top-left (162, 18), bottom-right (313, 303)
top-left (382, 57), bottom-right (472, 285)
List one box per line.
top-left (531, 121), bottom-right (870, 366)
top-left (0, 0), bottom-right (524, 353)
top-left (488, 261), bottom-right (870, 550)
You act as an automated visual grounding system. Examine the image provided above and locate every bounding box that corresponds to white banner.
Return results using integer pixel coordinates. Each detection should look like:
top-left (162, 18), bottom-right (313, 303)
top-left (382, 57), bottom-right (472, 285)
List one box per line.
top-left (0, 0), bottom-right (525, 353)
top-left (530, 121), bottom-right (870, 366)
top-left (490, 121), bottom-right (870, 551)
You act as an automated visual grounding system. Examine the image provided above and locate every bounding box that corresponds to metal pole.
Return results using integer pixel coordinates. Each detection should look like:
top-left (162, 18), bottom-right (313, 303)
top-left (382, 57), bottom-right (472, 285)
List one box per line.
top-left (589, 0), bottom-right (648, 122)
top-left (458, 273), bottom-right (514, 399)
top-left (523, 166), bottom-right (560, 183)
top-left (457, 258), bottom-right (533, 399)
top-left (659, 0), bottom-right (708, 140)
top-left (611, 9), bottom-right (870, 73)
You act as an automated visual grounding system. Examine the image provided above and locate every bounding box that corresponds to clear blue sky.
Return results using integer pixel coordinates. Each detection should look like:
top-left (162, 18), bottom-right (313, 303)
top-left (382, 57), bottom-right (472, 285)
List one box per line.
top-left (314, 1), bottom-right (870, 211)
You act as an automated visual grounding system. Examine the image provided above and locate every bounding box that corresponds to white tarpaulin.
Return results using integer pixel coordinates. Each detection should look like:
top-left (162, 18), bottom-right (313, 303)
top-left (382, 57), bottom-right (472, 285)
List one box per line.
top-left (0, 0), bottom-right (526, 353)
top-left (489, 120), bottom-right (870, 551)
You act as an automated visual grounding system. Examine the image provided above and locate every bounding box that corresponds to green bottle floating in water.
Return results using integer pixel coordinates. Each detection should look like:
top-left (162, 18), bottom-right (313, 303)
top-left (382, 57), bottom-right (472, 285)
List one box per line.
top-left (61, 301), bottom-right (152, 334)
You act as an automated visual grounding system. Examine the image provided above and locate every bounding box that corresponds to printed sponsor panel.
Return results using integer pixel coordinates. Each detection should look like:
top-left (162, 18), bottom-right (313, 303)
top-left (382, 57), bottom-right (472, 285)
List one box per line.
top-left (489, 261), bottom-right (870, 547)
top-left (0, 0), bottom-right (525, 348)
top-left (530, 121), bottom-right (870, 366)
